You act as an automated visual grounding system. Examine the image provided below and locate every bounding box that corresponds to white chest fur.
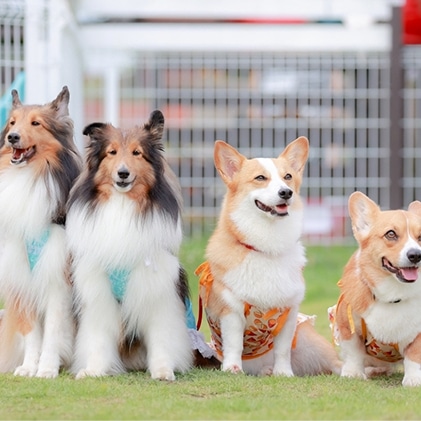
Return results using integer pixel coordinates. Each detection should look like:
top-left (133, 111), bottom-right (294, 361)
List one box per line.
top-left (222, 242), bottom-right (306, 309)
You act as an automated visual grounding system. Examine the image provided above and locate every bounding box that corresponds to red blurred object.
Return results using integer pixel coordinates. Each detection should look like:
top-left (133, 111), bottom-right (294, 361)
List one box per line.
top-left (403, 0), bottom-right (421, 44)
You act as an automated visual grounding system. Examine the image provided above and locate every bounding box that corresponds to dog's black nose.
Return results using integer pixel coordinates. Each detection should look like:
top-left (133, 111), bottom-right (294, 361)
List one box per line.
top-left (407, 248), bottom-right (421, 264)
top-left (278, 188), bottom-right (293, 201)
top-left (118, 168), bottom-right (130, 179)
top-left (7, 132), bottom-right (20, 145)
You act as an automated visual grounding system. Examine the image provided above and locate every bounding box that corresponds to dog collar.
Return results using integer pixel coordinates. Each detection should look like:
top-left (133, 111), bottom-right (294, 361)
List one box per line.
top-left (239, 241), bottom-right (259, 252)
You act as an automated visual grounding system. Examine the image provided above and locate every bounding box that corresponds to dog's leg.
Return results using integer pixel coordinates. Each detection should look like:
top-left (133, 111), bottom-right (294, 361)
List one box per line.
top-left (340, 334), bottom-right (367, 379)
top-left (141, 270), bottom-right (193, 381)
top-left (73, 270), bottom-right (123, 379)
top-left (271, 307), bottom-right (298, 377)
top-left (402, 333), bottom-right (421, 386)
top-left (37, 284), bottom-right (73, 378)
top-left (220, 312), bottom-right (245, 374)
top-left (14, 321), bottom-right (42, 377)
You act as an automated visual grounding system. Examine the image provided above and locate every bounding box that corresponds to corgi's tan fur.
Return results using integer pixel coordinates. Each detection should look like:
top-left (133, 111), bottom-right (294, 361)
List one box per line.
top-left (333, 191), bottom-right (421, 386)
top-left (197, 137), bottom-right (341, 376)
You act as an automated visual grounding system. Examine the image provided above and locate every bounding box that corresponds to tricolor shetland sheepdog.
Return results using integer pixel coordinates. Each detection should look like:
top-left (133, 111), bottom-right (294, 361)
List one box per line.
top-left (196, 138), bottom-right (342, 376)
top-left (66, 110), bottom-right (192, 380)
top-left (329, 192), bottom-right (421, 386)
top-left (0, 87), bottom-right (81, 377)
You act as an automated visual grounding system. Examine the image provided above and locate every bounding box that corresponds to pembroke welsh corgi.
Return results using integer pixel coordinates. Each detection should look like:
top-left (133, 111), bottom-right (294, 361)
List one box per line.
top-left (196, 137), bottom-right (342, 376)
top-left (329, 191), bottom-right (421, 386)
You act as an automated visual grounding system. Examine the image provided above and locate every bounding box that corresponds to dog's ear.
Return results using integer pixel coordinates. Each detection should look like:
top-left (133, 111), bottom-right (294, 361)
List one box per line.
top-left (11, 89), bottom-right (22, 108)
top-left (83, 122), bottom-right (108, 140)
top-left (408, 201), bottom-right (421, 217)
top-left (280, 136), bottom-right (309, 175)
top-left (145, 110), bottom-right (164, 139)
top-left (348, 191), bottom-right (380, 242)
top-left (214, 140), bottom-right (245, 184)
top-left (50, 86), bottom-right (70, 117)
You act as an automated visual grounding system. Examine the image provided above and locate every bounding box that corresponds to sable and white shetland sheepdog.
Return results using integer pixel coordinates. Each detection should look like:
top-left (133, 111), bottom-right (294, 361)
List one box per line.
top-left (196, 137), bottom-right (342, 376)
top-left (0, 87), bottom-right (82, 378)
top-left (329, 192), bottom-right (421, 386)
top-left (66, 110), bottom-right (192, 380)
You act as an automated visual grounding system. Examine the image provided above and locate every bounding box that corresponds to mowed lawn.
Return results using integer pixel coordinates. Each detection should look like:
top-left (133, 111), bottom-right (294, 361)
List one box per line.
top-left (1, 236), bottom-right (421, 420)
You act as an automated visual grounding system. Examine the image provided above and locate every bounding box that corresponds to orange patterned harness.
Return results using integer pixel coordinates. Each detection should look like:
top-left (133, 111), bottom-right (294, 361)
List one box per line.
top-left (328, 293), bottom-right (402, 363)
top-left (195, 262), bottom-right (298, 360)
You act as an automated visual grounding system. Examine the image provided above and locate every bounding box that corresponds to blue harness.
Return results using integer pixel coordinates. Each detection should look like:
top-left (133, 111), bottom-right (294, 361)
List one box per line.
top-left (25, 229), bottom-right (50, 271)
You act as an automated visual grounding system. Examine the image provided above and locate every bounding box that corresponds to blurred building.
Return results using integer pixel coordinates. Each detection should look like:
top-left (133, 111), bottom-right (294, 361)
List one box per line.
top-left (1, 0), bottom-right (421, 243)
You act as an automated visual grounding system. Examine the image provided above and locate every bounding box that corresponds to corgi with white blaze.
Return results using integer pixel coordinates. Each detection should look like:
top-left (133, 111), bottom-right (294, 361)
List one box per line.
top-left (329, 191), bottom-right (421, 386)
top-left (196, 137), bottom-right (342, 377)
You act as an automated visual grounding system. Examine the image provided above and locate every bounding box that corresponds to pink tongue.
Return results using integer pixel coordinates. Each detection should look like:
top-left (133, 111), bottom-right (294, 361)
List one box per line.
top-left (400, 267), bottom-right (419, 281)
top-left (12, 148), bottom-right (24, 159)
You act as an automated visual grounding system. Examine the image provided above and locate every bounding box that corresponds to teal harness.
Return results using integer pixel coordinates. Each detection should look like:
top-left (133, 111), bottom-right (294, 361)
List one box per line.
top-left (25, 229), bottom-right (50, 271)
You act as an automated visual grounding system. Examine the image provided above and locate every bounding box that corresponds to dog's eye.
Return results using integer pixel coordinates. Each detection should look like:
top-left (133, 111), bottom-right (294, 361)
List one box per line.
top-left (9, 120), bottom-right (15, 126)
top-left (108, 149), bottom-right (117, 155)
top-left (132, 150), bottom-right (141, 156)
top-left (254, 175), bottom-right (266, 181)
top-left (284, 173), bottom-right (292, 180)
top-left (31, 121), bottom-right (40, 126)
top-left (385, 230), bottom-right (398, 240)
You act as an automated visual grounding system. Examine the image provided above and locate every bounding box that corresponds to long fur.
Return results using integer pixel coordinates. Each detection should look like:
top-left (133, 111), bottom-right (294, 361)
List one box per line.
top-left (333, 192), bottom-right (421, 386)
top-left (0, 86), bottom-right (82, 377)
top-left (200, 138), bottom-right (342, 376)
top-left (66, 110), bottom-right (192, 380)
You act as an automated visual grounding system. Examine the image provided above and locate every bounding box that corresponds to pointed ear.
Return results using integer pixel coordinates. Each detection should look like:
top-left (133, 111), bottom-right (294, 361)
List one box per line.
top-left (408, 201), bottom-right (421, 217)
top-left (11, 89), bottom-right (22, 108)
top-left (145, 110), bottom-right (164, 139)
top-left (280, 136), bottom-right (309, 175)
top-left (214, 140), bottom-right (245, 185)
top-left (83, 122), bottom-right (108, 139)
top-left (348, 191), bottom-right (380, 242)
top-left (50, 86), bottom-right (70, 117)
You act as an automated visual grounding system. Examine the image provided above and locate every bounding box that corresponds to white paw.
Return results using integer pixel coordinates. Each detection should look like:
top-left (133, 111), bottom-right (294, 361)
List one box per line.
top-left (341, 366), bottom-right (367, 380)
top-left (402, 374), bottom-right (421, 387)
top-left (14, 365), bottom-right (37, 377)
top-left (272, 368), bottom-right (294, 377)
top-left (36, 368), bottom-right (59, 379)
top-left (222, 364), bottom-right (243, 374)
top-left (76, 369), bottom-right (107, 379)
top-left (150, 367), bottom-right (176, 381)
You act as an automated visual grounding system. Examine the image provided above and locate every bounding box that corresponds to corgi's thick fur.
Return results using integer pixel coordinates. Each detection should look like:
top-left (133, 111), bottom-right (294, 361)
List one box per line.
top-left (0, 87), bottom-right (81, 377)
top-left (331, 192), bottom-right (421, 386)
top-left (66, 110), bottom-right (192, 380)
top-left (196, 138), bottom-right (342, 376)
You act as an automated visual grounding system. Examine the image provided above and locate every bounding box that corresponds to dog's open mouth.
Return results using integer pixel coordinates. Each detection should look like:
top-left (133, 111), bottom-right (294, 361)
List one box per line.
top-left (382, 257), bottom-right (419, 283)
top-left (11, 146), bottom-right (36, 165)
top-left (255, 200), bottom-right (288, 217)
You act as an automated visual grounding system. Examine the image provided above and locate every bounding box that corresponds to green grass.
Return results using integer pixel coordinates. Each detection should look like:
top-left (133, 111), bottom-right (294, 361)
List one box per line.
top-left (1, 237), bottom-right (421, 420)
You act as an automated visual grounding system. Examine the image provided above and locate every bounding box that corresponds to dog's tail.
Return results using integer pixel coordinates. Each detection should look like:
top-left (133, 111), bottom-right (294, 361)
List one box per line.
top-left (0, 301), bottom-right (25, 373)
top-left (291, 316), bottom-right (342, 376)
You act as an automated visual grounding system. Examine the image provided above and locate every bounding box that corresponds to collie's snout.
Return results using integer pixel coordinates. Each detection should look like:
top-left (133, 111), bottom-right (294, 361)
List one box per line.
top-left (114, 165), bottom-right (135, 192)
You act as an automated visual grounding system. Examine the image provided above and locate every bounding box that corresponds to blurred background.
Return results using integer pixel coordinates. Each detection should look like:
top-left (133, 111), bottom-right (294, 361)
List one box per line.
top-left (1, 0), bottom-right (420, 244)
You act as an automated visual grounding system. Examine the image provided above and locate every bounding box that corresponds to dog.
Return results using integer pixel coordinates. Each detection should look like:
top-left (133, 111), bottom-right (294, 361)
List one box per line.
top-left (329, 191), bottom-right (421, 386)
top-left (66, 110), bottom-right (193, 380)
top-left (196, 137), bottom-right (342, 376)
top-left (0, 86), bottom-right (82, 377)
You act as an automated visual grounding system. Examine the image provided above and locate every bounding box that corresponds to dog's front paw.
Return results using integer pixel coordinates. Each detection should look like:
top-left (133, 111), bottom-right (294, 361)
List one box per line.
top-left (341, 365), bottom-right (367, 380)
top-left (76, 369), bottom-right (107, 379)
top-left (150, 367), bottom-right (176, 381)
top-left (14, 365), bottom-right (37, 377)
top-left (402, 373), bottom-right (421, 387)
top-left (272, 367), bottom-right (294, 377)
top-left (36, 367), bottom-right (59, 379)
top-left (222, 363), bottom-right (243, 374)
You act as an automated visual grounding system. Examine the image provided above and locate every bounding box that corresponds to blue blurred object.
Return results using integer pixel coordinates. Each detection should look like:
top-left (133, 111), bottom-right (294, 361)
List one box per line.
top-left (0, 71), bottom-right (25, 128)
